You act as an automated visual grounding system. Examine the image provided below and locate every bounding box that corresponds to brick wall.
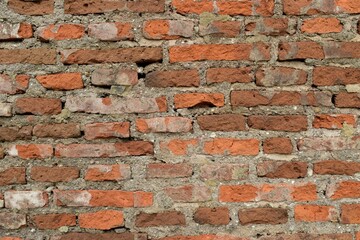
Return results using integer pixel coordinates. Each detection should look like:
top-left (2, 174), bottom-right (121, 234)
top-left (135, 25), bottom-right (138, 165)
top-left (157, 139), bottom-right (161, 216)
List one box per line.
top-left (0, 0), bottom-right (360, 239)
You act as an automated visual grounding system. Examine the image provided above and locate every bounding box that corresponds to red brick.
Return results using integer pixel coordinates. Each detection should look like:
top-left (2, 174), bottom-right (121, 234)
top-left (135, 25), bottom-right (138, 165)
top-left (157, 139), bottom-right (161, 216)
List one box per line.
top-left (64, 0), bottom-right (165, 14)
top-left (301, 17), bottom-right (342, 33)
top-left (15, 98), bottom-right (62, 115)
top-left (159, 138), bottom-right (199, 155)
top-left (157, 235), bottom-right (246, 240)
top-left (263, 137), bottom-right (293, 154)
top-left (89, 22), bottom-right (134, 41)
top-left (219, 185), bottom-right (258, 202)
top-left (85, 164), bottom-right (131, 181)
top-left (55, 142), bottom-right (153, 158)
top-left (135, 211), bottom-right (185, 227)
top-left (298, 137), bottom-right (360, 151)
top-left (33, 123), bottom-right (81, 138)
top-left (172, 0), bottom-right (274, 16)
top-left (50, 233), bottom-right (136, 240)
top-left (143, 20), bottom-right (193, 39)
top-left (0, 167), bottom-right (26, 186)
top-left (239, 208), bottom-right (288, 225)
top-left (324, 42), bottom-right (360, 59)
top-left (203, 138), bottom-right (259, 156)
top-left (0, 74), bottom-right (30, 95)
top-left (260, 233), bottom-right (352, 240)
top-left (257, 161), bottom-right (307, 179)
top-left (200, 164), bottom-right (248, 181)
top-left (84, 122), bottom-right (130, 140)
top-left (136, 117), bottom-right (192, 133)
top-left (194, 207), bottom-right (230, 225)
top-left (174, 93), bottom-right (224, 109)
top-left (197, 114), bottom-right (246, 131)
top-left (8, 0), bottom-right (54, 15)
top-left (0, 212), bottom-right (26, 229)
top-left (169, 43), bottom-right (270, 62)
top-left (335, 92), bottom-right (360, 108)
top-left (36, 73), bottom-right (83, 90)
top-left (147, 164), bottom-right (192, 178)
top-left (145, 70), bottom-right (200, 87)
top-left (313, 66), bottom-right (360, 86)
top-left (329, 181), bottom-right (360, 200)
top-left (341, 204), bottom-right (360, 223)
top-left (37, 24), bottom-right (84, 41)
top-left (65, 96), bottom-right (167, 114)
top-left (165, 185), bottom-right (211, 202)
top-left (79, 210), bottom-right (124, 230)
top-left (0, 238), bottom-right (23, 240)
top-left (0, 48), bottom-right (56, 64)
top-left (313, 114), bottom-right (356, 129)
top-left (295, 205), bottom-right (336, 222)
top-left (0, 126), bottom-right (32, 141)
top-left (246, 18), bottom-right (290, 36)
top-left (284, 0), bottom-right (360, 15)
top-left (5, 191), bottom-right (48, 209)
top-left (248, 115), bottom-right (308, 132)
top-left (279, 41), bottom-right (324, 60)
top-left (206, 67), bottom-right (253, 84)
top-left (92, 68), bottom-right (138, 86)
top-left (200, 21), bottom-right (241, 38)
top-left (256, 67), bottom-right (307, 86)
top-left (8, 144), bottom-right (53, 159)
top-left (314, 160), bottom-right (360, 175)
top-left (32, 213), bottom-right (76, 229)
top-left (31, 166), bottom-right (79, 182)
top-left (55, 190), bottom-right (153, 207)
top-left (0, 23), bottom-right (33, 40)
top-left (60, 48), bottom-right (162, 64)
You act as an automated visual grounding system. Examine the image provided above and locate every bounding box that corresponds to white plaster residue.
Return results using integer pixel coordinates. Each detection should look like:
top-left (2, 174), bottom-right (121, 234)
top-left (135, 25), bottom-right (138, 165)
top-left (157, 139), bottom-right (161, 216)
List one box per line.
top-left (7, 145), bottom-right (18, 157)
top-left (5, 191), bottom-right (46, 209)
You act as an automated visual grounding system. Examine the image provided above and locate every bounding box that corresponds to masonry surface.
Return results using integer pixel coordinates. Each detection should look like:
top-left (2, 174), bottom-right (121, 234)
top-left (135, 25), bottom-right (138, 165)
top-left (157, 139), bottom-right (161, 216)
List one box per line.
top-left (0, 0), bottom-right (360, 239)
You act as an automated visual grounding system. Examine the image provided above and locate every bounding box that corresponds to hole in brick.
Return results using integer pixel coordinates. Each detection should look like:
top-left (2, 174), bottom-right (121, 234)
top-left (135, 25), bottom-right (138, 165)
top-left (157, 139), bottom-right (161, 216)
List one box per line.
top-left (189, 102), bottom-right (217, 108)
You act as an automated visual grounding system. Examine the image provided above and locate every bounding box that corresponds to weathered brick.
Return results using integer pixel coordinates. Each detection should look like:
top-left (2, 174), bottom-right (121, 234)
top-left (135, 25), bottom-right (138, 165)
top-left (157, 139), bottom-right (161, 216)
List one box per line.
top-left (256, 67), bottom-right (307, 86)
top-left (135, 211), bottom-right (186, 227)
top-left (37, 24), bottom-right (85, 41)
top-left (65, 96), bottom-right (167, 114)
top-left (147, 164), bottom-right (192, 178)
top-left (170, 43), bottom-right (271, 62)
top-left (260, 233), bottom-right (352, 240)
top-left (145, 70), bottom-right (200, 87)
top-left (157, 235), bottom-right (246, 240)
top-left (165, 185), bottom-right (211, 202)
top-left (64, 0), bottom-right (165, 14)
top-left (0, 126), bottom-right (32, 142)
top-left (231, 90), bottom-right (301, 107)
top-left (257, 161), bottom-right (307, 179)
top-left (284, 0), bottom-right (360, 15)
top-left (92, 68), bottom-right (138, 86)
top-left (279, 41), bottom-right (324, 60)
top-left (5, 191), bottom-right (48, 209)
top-left (0, 23), bottom-right (32, 40)
top-left (8, 0), bottom-right (54, 15)
top-left (301, 17), bottom-right (342, 33)
top-left (0, 48), bottom-right (56, 64)
top-left (33, 123), bottom-right (81, 138)
top-left (31, 166), bottom-right (79, 182)
top-left (0, 103), bottom-right (12, 117)
top-left (136, 117), bottom-right (192, 133)
top-left (89, 22), bottom-right (134, 41)
top-left (32, 213), bottom-right (76, 229)
top-left (60, 48), bottom-right (162, 64)
top-left (197, 114), bottom-right (246, 131)
top-left (15, 98), bottom-right (62, 115)
top-left (206, 67), bottom-right (253, 84)
top-left (314, 160), bottom-right (360, 175)
top-left (8, 144), bottom-right (53, 159)
top-left (0, 74), bottom-right (30, 95)
top-left (324, 42), bottom-right (360, 59)
top-left (313, 114), bottom-right (356, 129)
top-left (174, 93), bottom-right (224, 108)
top-left (200, 164), bottom-right (248, 181)
top-left (0, 212), bottom-right (26, 229)
top-left (328, 181), bottom-right (360, 200)
top-left (159, 138), bottom-right (199, 155)
top-left (84, 122), bottom-right (130, 140)
top-left (238, 208), bottom-right (288, 225)
top-left (248, 115), bottom-right (308, 132)
top-left (143, 20), bottom-right (193, 39)
top-left (0, 167), bottom-right (26, 186)
top-left (246, 18), bottom-right (290, 36)
top-left (341, 204), bottom-right (360, 223)
top-left (313, 66), bottom-right (360, 86)
top-left (298, 137), bottom-right (360, 151)
top-left (263, 137), bottom-right (293, 154)
top-left (50, 233), bottom-right (135, 240)
top-left (85, 164), bottom-right (131, 181)
top-left (334, 92), bottom-right (360, 108)
top-left (200, 20), bottom-right (241, 38)
top-left (203, 138), bottom-right (259, 156)
top-left (295, 205), bottom-right (336, 222)
top-left (55, 142), bottom-right (153, 158)
top-left (79, 210), bottom-right (124, 230)
top-left (194, 207), bottom-right (230, 225)
top-left (55, 190), bottom-right (153, 207)
top-left (36, 73), bottom-right (83, 90)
